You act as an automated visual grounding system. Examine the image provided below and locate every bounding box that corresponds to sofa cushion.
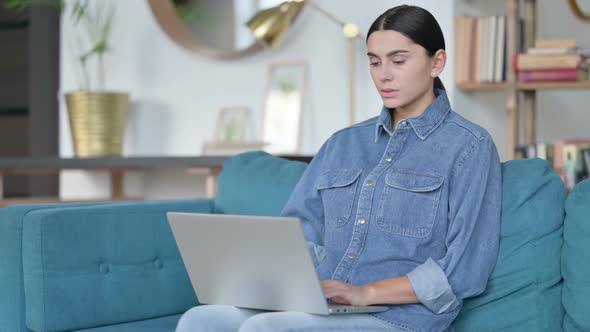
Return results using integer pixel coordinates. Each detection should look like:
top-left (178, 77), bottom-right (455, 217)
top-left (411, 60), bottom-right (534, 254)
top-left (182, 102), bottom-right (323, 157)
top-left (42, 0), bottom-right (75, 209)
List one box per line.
top-left (214, 151), bottom-right (307, 216)
top-left (562, 178), bottom-right (590, 332)
top-left (0, 203), bottom-right (106, 332)
top-left (74, 314), bottom-right (182, 332)
top-left (22, 199), bottom-right (212, 332)
top-left (455, 158), bottom-right (565, 331)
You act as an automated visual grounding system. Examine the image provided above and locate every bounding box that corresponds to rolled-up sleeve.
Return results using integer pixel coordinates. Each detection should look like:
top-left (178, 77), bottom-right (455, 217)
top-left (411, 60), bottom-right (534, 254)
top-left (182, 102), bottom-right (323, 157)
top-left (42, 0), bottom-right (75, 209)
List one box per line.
top-left (281, 141), bottom-right (336, 280)
top-left (407, 137), bottom-right (502, 314)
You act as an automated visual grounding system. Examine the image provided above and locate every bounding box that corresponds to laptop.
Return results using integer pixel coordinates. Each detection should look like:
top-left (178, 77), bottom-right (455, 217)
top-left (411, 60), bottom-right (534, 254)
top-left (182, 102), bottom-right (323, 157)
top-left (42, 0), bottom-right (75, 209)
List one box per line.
top-left (167, 212), bottom-right (389, 315)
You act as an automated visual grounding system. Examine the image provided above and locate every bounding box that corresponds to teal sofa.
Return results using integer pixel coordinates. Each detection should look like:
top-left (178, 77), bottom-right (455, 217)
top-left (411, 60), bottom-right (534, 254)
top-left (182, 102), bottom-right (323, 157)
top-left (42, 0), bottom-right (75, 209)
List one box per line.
top-left (1, 151), bottom-right (588, 332)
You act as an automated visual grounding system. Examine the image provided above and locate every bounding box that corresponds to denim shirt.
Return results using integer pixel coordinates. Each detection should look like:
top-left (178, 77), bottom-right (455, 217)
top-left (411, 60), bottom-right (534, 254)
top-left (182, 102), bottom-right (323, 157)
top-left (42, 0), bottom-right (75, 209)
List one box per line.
top-left (281, 89), bottom-right (502, 332)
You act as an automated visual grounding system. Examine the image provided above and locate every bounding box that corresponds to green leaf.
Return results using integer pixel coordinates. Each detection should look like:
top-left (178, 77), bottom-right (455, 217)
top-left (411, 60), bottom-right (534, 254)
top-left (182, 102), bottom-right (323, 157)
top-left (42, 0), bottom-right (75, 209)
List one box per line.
top-left (5, 0), bottom-right (65, 13)
top-left (53, 0), bottom-right (64, 12)
top-left (5, 0), bottom-right (32, 12)
top-left (98, 4), bottom-right (115, 49)
top-left (71, 0), bottom-right (90, 25)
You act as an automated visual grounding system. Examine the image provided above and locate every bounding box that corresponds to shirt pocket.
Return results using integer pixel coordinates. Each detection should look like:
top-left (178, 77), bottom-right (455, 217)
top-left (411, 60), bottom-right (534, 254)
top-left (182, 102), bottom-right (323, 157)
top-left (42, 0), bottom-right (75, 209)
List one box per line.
top-left (376, 169), bottom-right (444, 238)
top-left (317, 169), bottom-right (362, 228)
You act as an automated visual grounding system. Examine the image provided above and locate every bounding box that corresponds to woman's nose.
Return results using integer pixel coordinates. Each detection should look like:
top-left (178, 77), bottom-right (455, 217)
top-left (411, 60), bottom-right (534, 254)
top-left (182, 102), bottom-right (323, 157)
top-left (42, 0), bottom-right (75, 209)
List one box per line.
top-left (378, 64), bottom-right (393, 82)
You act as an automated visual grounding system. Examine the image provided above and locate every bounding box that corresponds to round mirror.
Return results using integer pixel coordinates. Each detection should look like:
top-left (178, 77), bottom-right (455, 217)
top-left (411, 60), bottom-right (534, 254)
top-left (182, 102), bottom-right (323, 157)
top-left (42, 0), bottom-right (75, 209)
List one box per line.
top-left (148, 0), bottom-right (291, 59)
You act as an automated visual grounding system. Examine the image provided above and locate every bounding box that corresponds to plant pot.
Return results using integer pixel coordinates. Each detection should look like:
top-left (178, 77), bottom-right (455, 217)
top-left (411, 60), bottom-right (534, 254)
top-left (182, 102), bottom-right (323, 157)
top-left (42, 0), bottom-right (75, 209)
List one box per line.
top-left (65, 91), bottom-right (129, 157)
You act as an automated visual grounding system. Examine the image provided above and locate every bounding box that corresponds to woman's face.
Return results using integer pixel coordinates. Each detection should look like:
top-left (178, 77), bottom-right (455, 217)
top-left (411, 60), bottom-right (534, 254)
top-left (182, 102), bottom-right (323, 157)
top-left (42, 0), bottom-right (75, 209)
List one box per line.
top-left (367, 30), bottom-right (440, 111)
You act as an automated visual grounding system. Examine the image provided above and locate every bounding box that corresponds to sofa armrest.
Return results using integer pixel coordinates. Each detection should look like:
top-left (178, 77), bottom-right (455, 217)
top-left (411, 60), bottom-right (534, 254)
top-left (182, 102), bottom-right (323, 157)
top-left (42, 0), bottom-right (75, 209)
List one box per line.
top-left (22, 198), bottom-right (213, 332)
top-left (1, 201), bottom-right (116, 332)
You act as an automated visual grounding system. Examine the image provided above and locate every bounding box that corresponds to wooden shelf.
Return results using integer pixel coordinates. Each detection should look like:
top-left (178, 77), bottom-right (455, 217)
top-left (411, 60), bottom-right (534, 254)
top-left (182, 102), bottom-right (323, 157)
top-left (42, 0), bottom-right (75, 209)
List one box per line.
top-left (457, 82), bottom-right (505, 91)
top-left (0, 196), bottom-right (144, 208)
top-left (454, 0), bottom-right (590, 160)
top-left (458, 81), bottom-right (590, 92)
top-left (517, 81), bottom-right (590, 91)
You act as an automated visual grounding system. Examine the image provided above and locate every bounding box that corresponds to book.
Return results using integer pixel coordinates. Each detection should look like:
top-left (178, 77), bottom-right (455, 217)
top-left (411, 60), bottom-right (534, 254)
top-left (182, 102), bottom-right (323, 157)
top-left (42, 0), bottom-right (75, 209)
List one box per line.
top-left (563, 145), bottom-right (579, 190)
top-left (494, 16), bottom-right (506, 83)
top-left (454, 16), bottom-right (464, 82)
top-left (583, 148), bottom-right (590, 179)
top-left (518, 68), bottom-right (589, 82)
top-left (553, 140), bottom-right (590, 188)
top-left (454, 15), bottom-right (510, 85)
top-left (469, 17), bottom-right (479, 82)
top-left (514, 143), bottom-right (554, 168)
top-left (562, 145), bottom-right (590, 190)
top-left (514, 53), bottom-right (582, 70)
top-left (478, 17), bottom-right (488, 82)
top-left (554, 139), bottom-right (590, 170)
top-left (534, 39), bottom-right (576, 49)
top-left (527, 47), bottom-right (577, 55)
top-left (488, 15), bottom-right (498, 83)
top-left (536, 143), bottom-right (555, 169)
top-left (454, 16), bottom-right (474, 83)
top-left (514, 146), bottom-right (528, 159)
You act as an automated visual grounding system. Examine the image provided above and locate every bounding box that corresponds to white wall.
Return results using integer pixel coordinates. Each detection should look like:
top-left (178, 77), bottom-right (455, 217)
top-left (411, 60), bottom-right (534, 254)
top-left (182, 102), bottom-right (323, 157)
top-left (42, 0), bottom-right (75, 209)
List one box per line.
top-left (59, 0), bottom-right (455, 199)
top-left (60, 0), bottom-right (590, 199)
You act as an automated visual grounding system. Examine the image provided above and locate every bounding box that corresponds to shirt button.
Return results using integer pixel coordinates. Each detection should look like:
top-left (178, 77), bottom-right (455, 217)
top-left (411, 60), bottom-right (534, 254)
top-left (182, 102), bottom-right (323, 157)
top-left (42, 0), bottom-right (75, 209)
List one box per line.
top-left (348, 253), bottom-right (356, 259)
top-left (358, 218), bottom-right (366, 224)
top-left (366, 180), bottom-right (373, 187)
top-left (385, 156), bottom-right (392, 162)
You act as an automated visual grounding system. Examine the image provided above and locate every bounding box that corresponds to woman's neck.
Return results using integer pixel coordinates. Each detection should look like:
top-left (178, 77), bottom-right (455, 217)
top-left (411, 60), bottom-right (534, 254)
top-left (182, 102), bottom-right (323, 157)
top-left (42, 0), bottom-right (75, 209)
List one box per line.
top-left (391, 88), bottom-right (437, 130)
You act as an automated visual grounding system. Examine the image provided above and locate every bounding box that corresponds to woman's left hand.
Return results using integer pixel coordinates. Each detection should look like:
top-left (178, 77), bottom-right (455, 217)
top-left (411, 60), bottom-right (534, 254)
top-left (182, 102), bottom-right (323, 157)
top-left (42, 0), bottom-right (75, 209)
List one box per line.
top-left (320, 280), bottom-right (374, 306)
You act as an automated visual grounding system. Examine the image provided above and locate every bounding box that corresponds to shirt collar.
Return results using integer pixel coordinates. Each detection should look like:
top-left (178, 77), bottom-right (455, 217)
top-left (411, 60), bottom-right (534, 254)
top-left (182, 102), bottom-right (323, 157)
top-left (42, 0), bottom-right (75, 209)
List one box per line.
top-left (375, 88), bottom-right (451, 143)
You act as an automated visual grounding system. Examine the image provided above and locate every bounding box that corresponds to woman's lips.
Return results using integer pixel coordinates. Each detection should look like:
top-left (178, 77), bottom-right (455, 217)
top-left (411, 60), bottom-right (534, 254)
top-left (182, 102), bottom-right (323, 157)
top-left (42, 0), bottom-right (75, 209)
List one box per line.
top-left (380, 89), bottom-right (399, 98)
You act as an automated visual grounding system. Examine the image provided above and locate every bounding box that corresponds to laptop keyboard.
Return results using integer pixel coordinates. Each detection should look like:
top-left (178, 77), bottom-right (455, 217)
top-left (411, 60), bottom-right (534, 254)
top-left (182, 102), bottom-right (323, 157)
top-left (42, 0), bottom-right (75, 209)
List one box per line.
top-left (328, 305), bottom-right (357, 313)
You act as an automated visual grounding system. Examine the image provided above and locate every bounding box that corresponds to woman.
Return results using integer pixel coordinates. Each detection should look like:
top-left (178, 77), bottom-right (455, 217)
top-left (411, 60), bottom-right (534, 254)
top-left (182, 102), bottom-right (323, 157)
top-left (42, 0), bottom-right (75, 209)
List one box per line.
top-left (176, 4), bottom-right (502, 332)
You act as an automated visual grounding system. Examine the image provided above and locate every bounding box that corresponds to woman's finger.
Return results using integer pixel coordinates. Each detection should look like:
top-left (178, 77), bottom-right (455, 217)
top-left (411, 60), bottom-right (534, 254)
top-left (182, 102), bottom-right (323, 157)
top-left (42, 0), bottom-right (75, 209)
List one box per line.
top-left (321, 280), bottom-right (344, 289)
top-left (323, 287), bottom-right (340, 298)
top-left (330, 296), bottom-right (351, 305)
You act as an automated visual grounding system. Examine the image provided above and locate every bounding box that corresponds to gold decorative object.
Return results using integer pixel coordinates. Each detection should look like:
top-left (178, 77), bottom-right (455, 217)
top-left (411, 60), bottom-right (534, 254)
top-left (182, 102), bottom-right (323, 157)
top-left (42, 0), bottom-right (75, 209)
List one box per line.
top-left (66, 92), bottom-right (129, 157)
top-left (246, 0), bottom-right (305, 48)
top-left (247, 0), bottom-right (364, 125)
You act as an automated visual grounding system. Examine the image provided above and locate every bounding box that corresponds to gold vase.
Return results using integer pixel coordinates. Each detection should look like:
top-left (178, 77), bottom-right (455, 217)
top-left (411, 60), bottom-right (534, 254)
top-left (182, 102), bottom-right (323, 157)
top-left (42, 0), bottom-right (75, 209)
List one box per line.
top-left (65, 91), bottom-right (129, 157)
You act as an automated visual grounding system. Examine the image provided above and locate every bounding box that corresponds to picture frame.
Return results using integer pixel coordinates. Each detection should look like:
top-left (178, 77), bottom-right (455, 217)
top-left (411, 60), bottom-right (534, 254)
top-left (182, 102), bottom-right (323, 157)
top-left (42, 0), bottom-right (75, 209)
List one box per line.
top-left (261, 60), bottom-right (308, 154)
top-left (213, 106), bottom-right (249, 144)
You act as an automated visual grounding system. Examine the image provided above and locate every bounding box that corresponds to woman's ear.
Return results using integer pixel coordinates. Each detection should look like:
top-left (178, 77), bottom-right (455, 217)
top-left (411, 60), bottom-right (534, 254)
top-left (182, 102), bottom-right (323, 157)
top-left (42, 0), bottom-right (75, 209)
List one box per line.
top-left (430, 49), bottom-right (447, 78)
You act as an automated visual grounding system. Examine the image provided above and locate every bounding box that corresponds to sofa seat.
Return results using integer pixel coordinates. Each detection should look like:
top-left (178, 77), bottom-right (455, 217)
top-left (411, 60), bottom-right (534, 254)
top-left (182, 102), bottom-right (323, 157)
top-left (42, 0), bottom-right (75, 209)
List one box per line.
top-left (74, 314), bottom-right (182, 332)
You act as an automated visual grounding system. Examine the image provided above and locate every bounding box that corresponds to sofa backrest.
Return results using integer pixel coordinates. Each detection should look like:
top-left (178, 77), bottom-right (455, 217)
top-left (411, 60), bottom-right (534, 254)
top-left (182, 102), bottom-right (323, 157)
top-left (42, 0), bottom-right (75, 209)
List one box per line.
top-left (214, 151), bottom-right (307, 216)
top-left (0, 203), bottom-right (102, 332)
top-left (562, 178), bottom-right (590, 332)
top-left (20, 199), bottom-right (210, 332)
top-left (455, 158), bottom-right (565, 331)
top-left (2, 153), bottom-right (578, 332)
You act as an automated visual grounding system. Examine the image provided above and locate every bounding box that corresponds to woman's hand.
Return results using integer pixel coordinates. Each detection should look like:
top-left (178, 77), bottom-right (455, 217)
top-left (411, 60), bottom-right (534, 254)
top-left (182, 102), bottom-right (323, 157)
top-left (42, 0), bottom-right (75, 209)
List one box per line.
top-left (320, 280), bottom-right (374, 306)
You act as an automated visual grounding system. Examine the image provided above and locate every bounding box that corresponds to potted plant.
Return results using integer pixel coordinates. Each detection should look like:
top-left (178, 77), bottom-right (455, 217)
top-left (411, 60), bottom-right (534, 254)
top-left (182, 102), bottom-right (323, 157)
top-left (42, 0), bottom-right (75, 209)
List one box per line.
top-left (6, 0), bottom-right (129, 157)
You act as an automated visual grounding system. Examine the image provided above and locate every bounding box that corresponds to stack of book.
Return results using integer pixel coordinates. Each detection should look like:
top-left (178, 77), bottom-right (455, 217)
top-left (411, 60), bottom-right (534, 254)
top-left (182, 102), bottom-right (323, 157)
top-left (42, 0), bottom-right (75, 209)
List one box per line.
top-left (515, 139), bottom-right (590, 191)
top-left (454, 15), bottom-right (507, 84)
top-left (515, 40), bottom-right (590, 82)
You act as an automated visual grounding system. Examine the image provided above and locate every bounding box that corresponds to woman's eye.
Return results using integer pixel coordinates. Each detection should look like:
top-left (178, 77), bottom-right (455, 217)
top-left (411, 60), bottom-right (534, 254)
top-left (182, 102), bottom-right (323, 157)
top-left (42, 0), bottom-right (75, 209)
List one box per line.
top-left (393, 60), bottom-right (405, 65)
top-left (370, 62), bottom-right (381, 67)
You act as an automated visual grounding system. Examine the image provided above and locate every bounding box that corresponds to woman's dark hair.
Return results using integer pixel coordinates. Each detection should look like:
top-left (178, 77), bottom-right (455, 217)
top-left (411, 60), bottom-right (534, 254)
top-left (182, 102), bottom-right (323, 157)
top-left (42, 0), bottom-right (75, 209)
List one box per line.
top-left (367, 5), bottom-right (446, 91)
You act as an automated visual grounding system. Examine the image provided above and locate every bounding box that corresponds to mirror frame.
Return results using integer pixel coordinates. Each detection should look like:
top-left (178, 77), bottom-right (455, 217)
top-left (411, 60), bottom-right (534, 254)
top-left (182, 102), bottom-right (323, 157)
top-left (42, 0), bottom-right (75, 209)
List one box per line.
top-left (568, 0), bottom-right (590, 21)
top-left (147, 0), bottom-right (264, 59)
